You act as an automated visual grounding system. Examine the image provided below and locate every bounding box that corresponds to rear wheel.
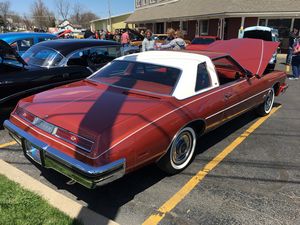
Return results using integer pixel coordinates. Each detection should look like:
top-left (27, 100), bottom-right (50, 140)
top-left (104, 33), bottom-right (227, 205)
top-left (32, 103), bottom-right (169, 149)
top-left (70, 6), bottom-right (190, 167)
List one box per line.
top-left (256, 88), bottom-right (275, 116)
top-left (157, 127), bottom-right (196, 174)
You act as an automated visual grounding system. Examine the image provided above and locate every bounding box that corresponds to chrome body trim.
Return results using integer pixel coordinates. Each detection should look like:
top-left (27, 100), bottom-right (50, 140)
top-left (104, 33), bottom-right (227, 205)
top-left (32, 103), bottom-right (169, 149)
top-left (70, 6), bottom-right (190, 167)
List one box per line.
top-left (205, 88), bottom-right (270, 120)
top-left (4, 120), bottom-right (126, 189)
top-left (16, 108), bottom-right (95, 153)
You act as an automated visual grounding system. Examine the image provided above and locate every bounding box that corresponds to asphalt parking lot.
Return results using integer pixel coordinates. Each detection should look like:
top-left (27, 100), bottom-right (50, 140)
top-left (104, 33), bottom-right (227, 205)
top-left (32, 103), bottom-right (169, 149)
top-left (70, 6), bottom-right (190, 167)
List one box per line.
top-left (0, 57), bottom-right (299, 225)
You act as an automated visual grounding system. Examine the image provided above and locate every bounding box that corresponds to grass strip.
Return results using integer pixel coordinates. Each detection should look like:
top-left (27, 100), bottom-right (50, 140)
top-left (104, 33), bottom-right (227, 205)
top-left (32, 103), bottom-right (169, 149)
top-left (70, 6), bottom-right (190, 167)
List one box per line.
top-left (0, 174), bottom-right (82, 225)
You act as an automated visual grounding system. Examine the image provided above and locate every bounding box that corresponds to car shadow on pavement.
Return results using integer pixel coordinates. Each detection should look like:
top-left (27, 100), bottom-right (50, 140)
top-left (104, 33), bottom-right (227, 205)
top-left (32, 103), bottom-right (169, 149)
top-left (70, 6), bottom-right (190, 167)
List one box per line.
top-left (37, 104), bottom-right (278, 222)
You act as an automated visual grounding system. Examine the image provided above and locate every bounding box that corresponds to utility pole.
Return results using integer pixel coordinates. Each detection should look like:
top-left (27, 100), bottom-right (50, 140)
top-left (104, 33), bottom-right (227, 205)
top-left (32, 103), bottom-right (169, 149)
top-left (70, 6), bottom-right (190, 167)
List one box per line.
top-left (108, 0), bottom-right (112, 32)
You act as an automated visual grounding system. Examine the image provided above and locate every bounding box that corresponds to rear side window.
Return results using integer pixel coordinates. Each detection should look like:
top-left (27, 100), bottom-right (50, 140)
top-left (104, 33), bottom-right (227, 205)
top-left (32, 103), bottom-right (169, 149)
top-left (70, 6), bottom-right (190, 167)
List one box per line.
top-left (67, 46), bottom-right (121, 68)
top-left (38, 37), bottom-right (54, 42)
top-left (18, 39), bottom-right (34, 52)
top-left (195, 62), bottom-right (211, 92)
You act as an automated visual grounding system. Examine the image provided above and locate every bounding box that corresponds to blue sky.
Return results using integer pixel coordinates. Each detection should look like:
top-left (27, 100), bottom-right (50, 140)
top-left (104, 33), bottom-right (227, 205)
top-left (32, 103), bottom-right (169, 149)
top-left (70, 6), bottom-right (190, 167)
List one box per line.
top-left (10, 0), bottom-right (135, 18)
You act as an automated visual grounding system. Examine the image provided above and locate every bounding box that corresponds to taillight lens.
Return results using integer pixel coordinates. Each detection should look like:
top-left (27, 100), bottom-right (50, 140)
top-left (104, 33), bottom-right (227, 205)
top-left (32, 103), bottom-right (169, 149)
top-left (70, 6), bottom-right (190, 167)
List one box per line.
top-left (55, 128), bottom-right (94, 152)
top-left (16, 107), bottom-right (94, 153)
top-left (16, 107), bottom-right (35, 123)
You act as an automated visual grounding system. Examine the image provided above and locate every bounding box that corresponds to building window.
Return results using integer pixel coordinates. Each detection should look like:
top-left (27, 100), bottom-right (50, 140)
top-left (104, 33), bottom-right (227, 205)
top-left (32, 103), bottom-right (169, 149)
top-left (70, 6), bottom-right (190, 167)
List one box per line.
top-left (136, 0), bottom-right (142, 8)
top-left (259, 19), bottom-right (267, 26)
top-left (200, 20), bottom-right (209, 35)
top-left (143, 0), bottom-right (149, 5)
top-left (293, 19), bottom-right (300, 32)
top-left (181, 21), bottom-right (188, 35)
top-left (150, 0), bottom-right (157, 3)
top-left (268, 19), bottom-right (292, 38)
top-left (155, 23), bottom-right (164, 34)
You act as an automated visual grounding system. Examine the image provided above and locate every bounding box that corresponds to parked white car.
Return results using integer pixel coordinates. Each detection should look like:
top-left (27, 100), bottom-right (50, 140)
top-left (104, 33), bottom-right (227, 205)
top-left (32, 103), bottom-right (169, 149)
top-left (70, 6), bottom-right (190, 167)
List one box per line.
top-left (240, 26), bottom-right (279, 70)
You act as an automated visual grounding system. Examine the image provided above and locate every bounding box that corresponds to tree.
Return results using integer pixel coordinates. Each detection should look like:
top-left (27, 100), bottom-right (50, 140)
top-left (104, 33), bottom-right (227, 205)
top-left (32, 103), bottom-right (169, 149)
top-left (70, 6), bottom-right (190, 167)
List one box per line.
top-left (31, 0), bottom-right (55, 30)
top-left (56, 0), bottom-right (70, 20)
top-left (22, 15), bottom-right (34, 31)
top-left (70, 1), bottom-right (83, 25)
top-left (0, 1), bottom-right (10, 30)
top-left (78, 12), bottom-right (98, 29)
top-left (69, 2), bottom-right (98, 29)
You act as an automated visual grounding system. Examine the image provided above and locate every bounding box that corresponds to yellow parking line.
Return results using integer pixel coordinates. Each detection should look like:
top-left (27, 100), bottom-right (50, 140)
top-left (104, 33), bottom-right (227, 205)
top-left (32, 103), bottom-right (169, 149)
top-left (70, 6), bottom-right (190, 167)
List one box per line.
top-left (0, 141), bottom-right (17, 149)
top-left (143, 106), bottom-right (281, 225)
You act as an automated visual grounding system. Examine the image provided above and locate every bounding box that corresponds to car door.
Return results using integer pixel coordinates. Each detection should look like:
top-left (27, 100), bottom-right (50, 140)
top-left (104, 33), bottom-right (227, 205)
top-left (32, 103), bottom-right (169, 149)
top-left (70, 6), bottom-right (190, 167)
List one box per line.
top-left (213, 56), bottom-right (250, 122)
top-left (191, 62), bottom-right (226, 131)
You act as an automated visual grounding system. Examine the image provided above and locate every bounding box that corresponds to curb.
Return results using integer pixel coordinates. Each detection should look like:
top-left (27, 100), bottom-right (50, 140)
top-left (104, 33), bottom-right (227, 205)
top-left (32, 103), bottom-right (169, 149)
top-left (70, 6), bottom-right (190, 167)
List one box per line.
top-left (0, 159), bottom-right (118, 225)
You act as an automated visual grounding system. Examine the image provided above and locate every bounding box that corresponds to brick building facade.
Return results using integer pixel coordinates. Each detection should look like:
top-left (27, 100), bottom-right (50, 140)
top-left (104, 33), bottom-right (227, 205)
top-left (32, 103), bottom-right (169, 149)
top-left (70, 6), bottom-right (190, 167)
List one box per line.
top-left (127, 0), bottom-right (300, 51)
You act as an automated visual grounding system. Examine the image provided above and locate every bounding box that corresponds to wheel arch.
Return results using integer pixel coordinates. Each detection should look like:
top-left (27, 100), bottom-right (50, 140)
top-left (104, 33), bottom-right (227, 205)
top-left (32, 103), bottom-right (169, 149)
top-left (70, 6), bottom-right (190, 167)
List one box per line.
top-left (156, 118), bottom-right (206, 163)
top-left (273, 82), bottom-right (281, 96)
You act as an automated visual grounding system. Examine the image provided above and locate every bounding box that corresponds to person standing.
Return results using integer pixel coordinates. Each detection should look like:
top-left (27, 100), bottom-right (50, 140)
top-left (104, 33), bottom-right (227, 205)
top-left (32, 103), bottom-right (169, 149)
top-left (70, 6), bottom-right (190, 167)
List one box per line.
top-left (290, 38), bottom-right (300, 80)
top-left (142, 30), bottom-right (155, 52)
top-left (286, 27), bottom-right (299, 65)
top-left (160, 30), bottom-right (186, 50)
top-left (121, 30), bottom-right (130, 47)
top-left (164, 28), bottom-right (175, 45)
top-left (114, 30), bottom-right (121, 42)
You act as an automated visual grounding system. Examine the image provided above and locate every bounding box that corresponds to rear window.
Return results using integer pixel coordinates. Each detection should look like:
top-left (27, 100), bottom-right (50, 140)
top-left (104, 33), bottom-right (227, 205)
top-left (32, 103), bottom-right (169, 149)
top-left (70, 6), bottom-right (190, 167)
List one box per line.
top-left (243, 30), bottom-right (272, 41)
top-left (90, 61), bottom-right (181, 95)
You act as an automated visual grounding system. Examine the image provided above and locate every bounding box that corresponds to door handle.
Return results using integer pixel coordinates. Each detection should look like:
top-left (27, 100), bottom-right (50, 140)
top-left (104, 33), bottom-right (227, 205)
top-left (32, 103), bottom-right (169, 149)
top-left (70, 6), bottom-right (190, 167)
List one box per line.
top-left (224, 93), bottom-right (232, 99)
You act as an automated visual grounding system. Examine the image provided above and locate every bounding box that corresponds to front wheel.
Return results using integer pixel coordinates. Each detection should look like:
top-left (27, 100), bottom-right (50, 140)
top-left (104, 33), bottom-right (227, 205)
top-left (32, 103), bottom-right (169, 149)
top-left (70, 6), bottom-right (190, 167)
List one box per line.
top-left (157, 127), bottom-right (196, 174)
top-left (256, 88), bottom-right (275, 116)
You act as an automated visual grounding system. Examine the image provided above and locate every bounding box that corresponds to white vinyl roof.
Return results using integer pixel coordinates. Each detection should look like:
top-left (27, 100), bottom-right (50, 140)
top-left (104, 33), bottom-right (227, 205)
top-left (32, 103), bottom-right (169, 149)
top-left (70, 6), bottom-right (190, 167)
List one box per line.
top-left (115, 51), bottom-right (219, 100)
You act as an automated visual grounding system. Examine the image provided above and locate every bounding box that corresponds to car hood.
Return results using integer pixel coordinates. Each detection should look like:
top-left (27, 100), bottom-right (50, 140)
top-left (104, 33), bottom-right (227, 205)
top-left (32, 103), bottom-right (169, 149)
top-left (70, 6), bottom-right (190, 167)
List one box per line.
top-left (18, 80), bottom-right (170, 155)
top-left (0, 40), bottom-right (27, 66)
top-left (206, 38), bottom-right (279, 76)
top-left (186, 44), bottom-right (210, 51)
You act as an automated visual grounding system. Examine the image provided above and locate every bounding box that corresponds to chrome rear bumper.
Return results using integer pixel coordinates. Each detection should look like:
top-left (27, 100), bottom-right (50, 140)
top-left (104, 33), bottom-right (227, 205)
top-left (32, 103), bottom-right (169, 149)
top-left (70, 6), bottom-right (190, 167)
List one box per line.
top-left (4, 120), bottom-right (125, 189)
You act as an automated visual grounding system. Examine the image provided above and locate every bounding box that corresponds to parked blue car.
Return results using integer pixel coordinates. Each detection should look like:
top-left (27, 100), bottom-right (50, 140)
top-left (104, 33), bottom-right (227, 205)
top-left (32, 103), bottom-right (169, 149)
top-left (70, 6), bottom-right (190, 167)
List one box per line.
top-left (0, 32), bottom-right (57, 55)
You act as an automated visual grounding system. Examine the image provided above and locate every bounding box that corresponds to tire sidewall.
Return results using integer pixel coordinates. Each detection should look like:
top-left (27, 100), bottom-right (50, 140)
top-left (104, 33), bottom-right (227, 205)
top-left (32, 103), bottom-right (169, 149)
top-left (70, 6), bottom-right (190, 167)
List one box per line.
top-left (169, 127), bottom-right (196, 170)
top-left (264, 88), bottom-right (275, 114)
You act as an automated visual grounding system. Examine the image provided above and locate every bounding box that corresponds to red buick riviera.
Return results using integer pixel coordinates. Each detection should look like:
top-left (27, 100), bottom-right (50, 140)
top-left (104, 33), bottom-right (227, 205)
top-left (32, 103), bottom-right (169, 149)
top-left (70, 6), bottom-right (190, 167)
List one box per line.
top-left (4, 39), bottom-right (288, 188)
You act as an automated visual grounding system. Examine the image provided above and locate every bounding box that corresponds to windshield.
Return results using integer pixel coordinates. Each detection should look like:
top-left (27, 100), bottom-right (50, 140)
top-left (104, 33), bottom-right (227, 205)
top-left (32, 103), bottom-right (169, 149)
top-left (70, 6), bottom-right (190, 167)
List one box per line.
top-left (22, 46), bottom-right (64, 67)
top-left (89, 60), bottom-right (181, 95)
top-left (192, 38), bottom-right (215, 45)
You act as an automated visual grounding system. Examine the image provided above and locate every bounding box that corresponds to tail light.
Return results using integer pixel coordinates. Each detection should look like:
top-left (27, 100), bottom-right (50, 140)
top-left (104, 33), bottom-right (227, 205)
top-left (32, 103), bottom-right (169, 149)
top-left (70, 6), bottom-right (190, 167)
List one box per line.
top-left (16, 107), bottom-right (94, 152)
top-left (54, 128), bottom-right (94, 152)
top-left (16, 107), bottom-right (35, 123)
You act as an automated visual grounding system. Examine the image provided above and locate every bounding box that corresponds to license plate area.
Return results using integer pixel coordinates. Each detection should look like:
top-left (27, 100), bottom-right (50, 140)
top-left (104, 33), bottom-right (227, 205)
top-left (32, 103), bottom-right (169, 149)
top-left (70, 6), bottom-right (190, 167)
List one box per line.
top-left (33, 118), bottom-right (55, 134)
top-left (24, 140), bottom-right (42, 165)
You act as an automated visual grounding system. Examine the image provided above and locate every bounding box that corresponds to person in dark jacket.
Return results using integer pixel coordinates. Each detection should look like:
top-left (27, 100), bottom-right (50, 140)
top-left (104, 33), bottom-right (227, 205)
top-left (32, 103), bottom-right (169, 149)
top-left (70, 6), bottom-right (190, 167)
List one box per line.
top-left (286, 27), bottom-right (299, 65)
top-left (290, 38), bottom-right (300, 80)
top-left (84, 29), bottom-right (95, 39)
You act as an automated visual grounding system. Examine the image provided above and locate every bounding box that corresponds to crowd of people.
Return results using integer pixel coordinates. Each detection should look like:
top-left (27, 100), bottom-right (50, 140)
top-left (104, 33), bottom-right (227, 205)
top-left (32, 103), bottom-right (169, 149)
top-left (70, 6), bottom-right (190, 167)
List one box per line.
top-left (141, 28), bottom-right (187, 51)
top-left (83, 28), bottom-right (125, 42)
top-left (287, 27), bottom-right (300, 80)
top-left (84, 27), bottom-right (188, 51)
